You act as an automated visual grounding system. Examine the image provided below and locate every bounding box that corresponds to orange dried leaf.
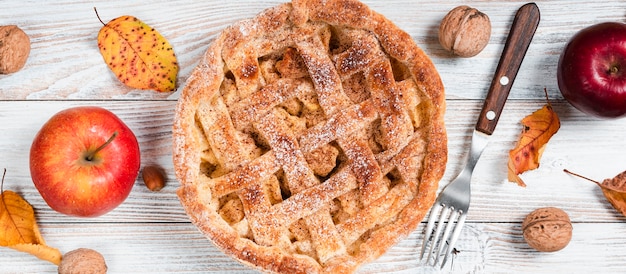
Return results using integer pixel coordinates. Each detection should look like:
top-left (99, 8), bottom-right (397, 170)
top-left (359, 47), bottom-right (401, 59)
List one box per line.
top-left (597, 171), bottom-right (626, 217)
top-left (10, 243), bottom-right (63, 266)
top-left (96, 10), bottom-right (178, 92)
top-left (565, 169), bottom-right (626, 217)
top-left (0, 189), bottom-right (62, 265)
top-left (507, 101), bottom-right (560, 187)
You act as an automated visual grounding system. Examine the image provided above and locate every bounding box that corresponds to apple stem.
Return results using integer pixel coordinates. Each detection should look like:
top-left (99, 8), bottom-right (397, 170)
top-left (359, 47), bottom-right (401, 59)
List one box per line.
top-left (563, 169), bottom-right (601, 184)
top-left (610, 65), bottom-right (620, 75)
top-left (86, 132), bottom-right (118, 161)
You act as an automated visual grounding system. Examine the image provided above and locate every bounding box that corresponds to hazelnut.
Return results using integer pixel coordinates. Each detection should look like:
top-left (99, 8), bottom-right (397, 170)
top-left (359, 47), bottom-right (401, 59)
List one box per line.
top-left (522, 207), bottom-right (572, 252)
top-left (58, 248), bottom-right (107, 274)
top-left (142, 165), bottom-right (166, 191)
top-left (0, 25), bottom-right (30, 74)
top-left (438, 6), bottom-right (491, 57)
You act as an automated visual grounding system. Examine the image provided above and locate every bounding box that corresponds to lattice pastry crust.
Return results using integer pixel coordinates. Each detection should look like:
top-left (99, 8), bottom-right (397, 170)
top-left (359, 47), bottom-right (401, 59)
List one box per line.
top-left (173, 0), bottom-right (447, 272)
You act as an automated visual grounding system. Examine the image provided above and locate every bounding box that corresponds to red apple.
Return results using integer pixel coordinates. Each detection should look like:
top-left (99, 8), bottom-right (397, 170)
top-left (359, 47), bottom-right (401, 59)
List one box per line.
top-left (30, 106), bottom-right (141, 217)
top-left (557, 22), bottom-right (626, 118)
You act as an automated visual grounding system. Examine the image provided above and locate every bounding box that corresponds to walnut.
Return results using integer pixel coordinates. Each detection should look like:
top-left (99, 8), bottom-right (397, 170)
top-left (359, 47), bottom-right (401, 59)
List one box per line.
top-left (522, 207), bottom-right (572, 252)
top-left (438, 6), bottom-right (491, 57)
top-left (58, 248), bottom-right (108, 274)
top-left (0, 25), bottom-right (30, 74)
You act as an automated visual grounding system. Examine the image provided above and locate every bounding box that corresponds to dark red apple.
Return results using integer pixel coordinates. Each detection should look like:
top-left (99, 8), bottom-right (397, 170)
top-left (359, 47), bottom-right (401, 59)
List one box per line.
top-left (30, 106), bottom-right (141, 217)
top-left (557, 22), bottom-right (626, 118)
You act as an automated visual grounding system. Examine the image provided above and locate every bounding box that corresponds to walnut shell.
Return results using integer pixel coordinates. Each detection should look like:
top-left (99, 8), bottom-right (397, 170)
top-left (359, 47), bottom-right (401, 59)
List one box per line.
top-left (522, 207), bottom-right (572, 252)
top-left (0, 25), bottom-right (30, 74)
top-left (438, 6), bottom-right (491, 57)
top-left (58, 248), bottom-right (107, 274)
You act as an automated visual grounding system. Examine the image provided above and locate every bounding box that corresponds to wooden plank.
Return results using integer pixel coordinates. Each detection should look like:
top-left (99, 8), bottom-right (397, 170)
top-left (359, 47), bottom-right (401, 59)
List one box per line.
top-left (0, 100), bottom-right (189, 223)
top-left (2, 222), bottom-right (626, 273)
top-left (2, 100), bottom-right (626, 224)
top-left (0, 1), bottom-right (625, 100)
top-left (0, 223), bottom-right (255, 273)
top-left (0, 0), bottom-right (283, 100)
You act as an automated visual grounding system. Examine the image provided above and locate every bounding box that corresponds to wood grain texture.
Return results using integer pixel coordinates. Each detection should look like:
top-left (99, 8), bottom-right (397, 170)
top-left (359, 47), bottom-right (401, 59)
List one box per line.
top-left (2, 0), bottom-right (626, 273)
top-left (2, 222), bottom-right (626, 273)
top-left (1, 1), bottom-right (625, 100)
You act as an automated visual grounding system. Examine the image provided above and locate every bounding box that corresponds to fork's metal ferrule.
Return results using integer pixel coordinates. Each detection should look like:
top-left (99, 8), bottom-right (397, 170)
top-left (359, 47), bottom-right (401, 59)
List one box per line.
top-left (467, 130), bottom-right (490, 172)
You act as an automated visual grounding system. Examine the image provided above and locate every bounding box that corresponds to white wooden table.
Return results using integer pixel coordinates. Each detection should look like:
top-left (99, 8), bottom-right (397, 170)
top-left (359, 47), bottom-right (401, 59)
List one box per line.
top-left (2, 1), bottom-right (626, 273)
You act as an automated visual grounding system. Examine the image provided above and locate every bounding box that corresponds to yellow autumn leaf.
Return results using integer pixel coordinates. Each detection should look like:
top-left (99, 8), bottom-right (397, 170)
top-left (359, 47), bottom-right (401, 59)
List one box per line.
top-left (1, 189), bottom-right (62, 265)
top-left (96, 8), bottom-right (179, 92)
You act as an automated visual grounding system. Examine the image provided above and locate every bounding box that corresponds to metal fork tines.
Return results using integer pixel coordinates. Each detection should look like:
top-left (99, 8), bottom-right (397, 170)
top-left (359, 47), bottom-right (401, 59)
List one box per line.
top-left (421, 202), bottom-right (468, 267)
top-left (419, 130), bottom-right (483, 268)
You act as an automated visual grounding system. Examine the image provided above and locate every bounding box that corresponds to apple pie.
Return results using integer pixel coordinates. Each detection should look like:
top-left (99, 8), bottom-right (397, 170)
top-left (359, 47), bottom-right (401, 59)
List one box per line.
top-left (173, 0), bottom-right (447, 272)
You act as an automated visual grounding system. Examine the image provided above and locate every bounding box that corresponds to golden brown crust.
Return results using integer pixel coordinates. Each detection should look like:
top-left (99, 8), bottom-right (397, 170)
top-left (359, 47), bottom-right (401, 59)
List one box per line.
top-left (173, 1), bottom-right (447, 273)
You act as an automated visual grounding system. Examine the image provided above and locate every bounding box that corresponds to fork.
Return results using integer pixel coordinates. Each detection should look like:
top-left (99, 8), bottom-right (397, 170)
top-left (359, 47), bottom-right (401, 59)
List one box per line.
top-left (419, 2), bottom-right (540, 268)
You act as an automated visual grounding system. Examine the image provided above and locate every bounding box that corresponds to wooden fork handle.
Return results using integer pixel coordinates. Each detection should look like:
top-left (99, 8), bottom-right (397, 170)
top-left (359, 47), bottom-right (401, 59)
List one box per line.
top-left (475, 2), bottom-right (541, 135)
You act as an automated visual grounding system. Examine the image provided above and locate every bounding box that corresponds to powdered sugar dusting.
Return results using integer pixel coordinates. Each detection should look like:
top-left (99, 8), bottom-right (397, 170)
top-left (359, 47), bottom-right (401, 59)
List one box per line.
top-left (174, 0), bottom-right (447, 272)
